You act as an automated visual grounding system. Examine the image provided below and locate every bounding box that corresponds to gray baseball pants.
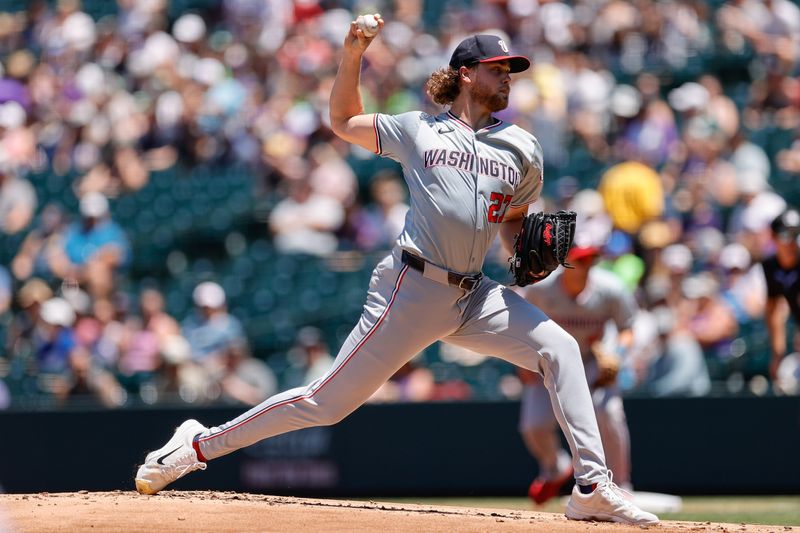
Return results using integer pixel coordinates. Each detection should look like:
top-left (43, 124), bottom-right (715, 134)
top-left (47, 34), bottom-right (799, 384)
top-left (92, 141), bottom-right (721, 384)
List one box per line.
top-left (196, 248), bottom-right (608, 485)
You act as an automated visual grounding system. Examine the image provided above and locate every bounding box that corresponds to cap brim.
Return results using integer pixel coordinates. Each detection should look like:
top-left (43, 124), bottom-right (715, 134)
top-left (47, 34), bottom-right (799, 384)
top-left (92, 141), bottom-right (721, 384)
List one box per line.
top-left (478, 55), bottom-right (531, 73)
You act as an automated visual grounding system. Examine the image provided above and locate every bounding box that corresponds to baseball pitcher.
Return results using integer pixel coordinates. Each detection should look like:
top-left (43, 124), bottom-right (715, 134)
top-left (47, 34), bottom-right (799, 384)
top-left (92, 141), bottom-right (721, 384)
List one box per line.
top-left (134, 15), bottom-right (657, 525)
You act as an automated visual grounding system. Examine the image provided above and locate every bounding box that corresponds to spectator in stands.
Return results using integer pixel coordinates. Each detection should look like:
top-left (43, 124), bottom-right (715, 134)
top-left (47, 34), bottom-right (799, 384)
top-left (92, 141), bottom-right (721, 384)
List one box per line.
top-left (74, 146), bottom-right (150, 197)
top-left (2, 279), bottom-right (46, 401)
top-left (307, 142), bottom-right (358, 209)
top-left (717, 0), bottom-right (800, 75)
top-left (6, 278), bottom-right (52, 358)
top-left (562, 52), bottom-right (615, 163)
top-left (210, 343), bottom-right (277, 407)
top-left (139, 288), bottom-right (182, 345)
top-left (699, 75), bottom-right (740, 140)
top-left (283, 326), bottom-right (335, 389)
top-left (656, 243), bottom-right (694, 309)
top-left (726, 129), bottom-right (771, 197)
top-left (676, 272), bottom-right (739, 362)
top-left (639, 306), bottom-right (711, 397)
top-left (762, 208), bottom-right (800, 381)
top-left (727, 178), bottom-right (787, 261)
top-left (64, 286), bottom-right (99, 352)
top-left (89, 296), bottom-right (125, 373)
top-left (368, 357), bottom-right (436, 403)
top-left (636, 219), bottom-right (679, 284)
top-left (42, 290), bottom-right (128, 407)
top-left (727, 170), bottom-right (780, 235)
top-left (183, 282), bottom-right (247, 363)
top-left (667, 79), bottom-right (741, 213)
top-left (268, 177), bottom-right (346, 256)
top-left (5, 280), bottom-right (52, 396)
top-left (48, 192), bottom-right (130, 299)
top-left (348, 170), bottom-right (409, 251)
top-left (68, 342), bottom-right (127, 408)
top-left (154, 334), bottom-right (196, 403)
top-left (688, 226), bottom-right (727, 272)
top-left (11, 203), bottom-right (67, 282)
top-left (113, 288), bottom-right (183, 399)
top-left (612, 82), bottom-right (678, 168)
top-left (32, 297), bottom-right (77, 403)
top-left (115, 315), bottom-right (162, 398)
top-left (718, 242), bottom-right (766, 324)
top-left (181, 281), bottom-right (274, 405)
top-left (0, 155), bottom-right (36, 235)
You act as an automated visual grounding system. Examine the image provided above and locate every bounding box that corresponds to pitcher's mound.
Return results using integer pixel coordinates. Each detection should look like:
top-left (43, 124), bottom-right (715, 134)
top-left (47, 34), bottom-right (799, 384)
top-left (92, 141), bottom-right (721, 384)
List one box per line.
top-left (0, 491), bottom-right (784, 532)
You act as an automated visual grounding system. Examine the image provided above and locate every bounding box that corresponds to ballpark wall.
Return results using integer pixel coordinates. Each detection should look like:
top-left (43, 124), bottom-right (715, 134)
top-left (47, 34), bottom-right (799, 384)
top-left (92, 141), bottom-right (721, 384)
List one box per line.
top-left (1, 397), bottom-right (798, 495)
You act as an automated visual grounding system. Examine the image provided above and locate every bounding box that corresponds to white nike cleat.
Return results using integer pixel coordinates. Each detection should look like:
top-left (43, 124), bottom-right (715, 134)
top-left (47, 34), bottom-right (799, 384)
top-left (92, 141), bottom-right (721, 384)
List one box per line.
top-left (135, 419), bottom-right (208, 495)
top-left (566, 475), bottom-right (660, 525)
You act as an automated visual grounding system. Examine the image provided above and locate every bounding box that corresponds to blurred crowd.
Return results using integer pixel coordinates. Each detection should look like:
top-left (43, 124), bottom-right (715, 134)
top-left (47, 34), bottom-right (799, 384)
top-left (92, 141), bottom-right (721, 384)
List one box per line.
top-left (0, 0), bottom-right (799, 409)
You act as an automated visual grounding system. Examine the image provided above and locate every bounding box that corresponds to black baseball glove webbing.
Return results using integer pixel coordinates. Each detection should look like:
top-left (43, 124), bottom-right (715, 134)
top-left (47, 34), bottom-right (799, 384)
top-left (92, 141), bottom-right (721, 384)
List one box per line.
top-left (509, 210), bottom-right (577, 287)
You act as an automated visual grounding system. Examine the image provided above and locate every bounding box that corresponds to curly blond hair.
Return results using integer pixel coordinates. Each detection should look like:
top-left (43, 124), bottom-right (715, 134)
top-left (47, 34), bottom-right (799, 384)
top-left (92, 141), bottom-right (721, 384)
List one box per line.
top-left (426, 67), bottom-right (461, 106)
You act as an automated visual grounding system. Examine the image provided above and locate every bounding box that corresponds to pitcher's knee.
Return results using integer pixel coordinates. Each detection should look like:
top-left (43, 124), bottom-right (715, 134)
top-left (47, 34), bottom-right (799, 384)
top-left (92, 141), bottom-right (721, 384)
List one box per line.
top-left (310, 402), bottom-right (354, 426)
top-left (541, 330), bottom-right (581, 367)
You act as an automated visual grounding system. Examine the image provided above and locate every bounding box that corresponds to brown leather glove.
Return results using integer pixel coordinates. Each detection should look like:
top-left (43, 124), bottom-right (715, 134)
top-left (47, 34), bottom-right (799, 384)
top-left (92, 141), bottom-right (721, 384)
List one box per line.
top-left (591, 341), bottom-right (621, 388)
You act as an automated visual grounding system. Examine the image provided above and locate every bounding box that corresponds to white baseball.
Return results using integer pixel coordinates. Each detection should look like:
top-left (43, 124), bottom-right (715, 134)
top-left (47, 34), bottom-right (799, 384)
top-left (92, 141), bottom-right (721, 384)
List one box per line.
top-left (357, 14), bottom-right (379, 37)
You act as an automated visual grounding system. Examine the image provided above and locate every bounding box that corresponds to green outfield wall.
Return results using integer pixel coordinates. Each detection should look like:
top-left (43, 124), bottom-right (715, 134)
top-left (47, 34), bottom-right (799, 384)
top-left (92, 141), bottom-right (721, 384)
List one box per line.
top-left (1, 397), bottom-right (797, 495)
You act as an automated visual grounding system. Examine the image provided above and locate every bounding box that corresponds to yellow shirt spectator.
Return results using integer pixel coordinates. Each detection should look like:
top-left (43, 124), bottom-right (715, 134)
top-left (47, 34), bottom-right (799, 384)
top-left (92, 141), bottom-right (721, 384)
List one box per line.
top-left (599, 161), bottom-right (664, 234)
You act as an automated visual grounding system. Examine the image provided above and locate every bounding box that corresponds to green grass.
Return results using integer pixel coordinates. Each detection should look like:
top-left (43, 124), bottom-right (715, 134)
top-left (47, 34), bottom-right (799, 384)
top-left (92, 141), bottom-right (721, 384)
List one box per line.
top-left (658, 496), bottom-right (800, 526)
top-left (366, 496), bottom-right (800, 526)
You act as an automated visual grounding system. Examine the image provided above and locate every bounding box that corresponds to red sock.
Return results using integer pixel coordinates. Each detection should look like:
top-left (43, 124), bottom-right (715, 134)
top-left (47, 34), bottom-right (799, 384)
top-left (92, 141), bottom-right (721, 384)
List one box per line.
top-left (192, 435), bottom-right (207, 462)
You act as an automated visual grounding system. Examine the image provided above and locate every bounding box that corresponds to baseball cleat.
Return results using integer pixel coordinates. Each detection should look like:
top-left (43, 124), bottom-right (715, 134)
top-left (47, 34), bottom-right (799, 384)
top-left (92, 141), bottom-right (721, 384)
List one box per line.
top-left (528, 465), bottom-right (574, 505)
top-left (565, 475), bottom-right (659, 525)
top-left (135, 419), bottom-right (208, 495)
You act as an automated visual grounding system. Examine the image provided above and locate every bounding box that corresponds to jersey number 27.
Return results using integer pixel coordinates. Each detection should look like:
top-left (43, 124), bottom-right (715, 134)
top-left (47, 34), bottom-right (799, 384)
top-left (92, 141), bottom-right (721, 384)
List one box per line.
top-left (488, 192), bottom-right (513, 223)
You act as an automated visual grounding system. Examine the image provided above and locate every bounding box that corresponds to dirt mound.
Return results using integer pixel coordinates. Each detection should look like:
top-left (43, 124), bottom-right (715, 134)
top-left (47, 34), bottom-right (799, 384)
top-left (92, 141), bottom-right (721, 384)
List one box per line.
top-left (0, 491), bottom-right (786, 532)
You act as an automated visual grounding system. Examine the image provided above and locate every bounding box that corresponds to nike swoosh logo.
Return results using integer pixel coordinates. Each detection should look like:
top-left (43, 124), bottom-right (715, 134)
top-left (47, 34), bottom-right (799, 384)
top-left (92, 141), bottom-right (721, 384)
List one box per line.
top-left (156, 446), bottom-right (182, 465)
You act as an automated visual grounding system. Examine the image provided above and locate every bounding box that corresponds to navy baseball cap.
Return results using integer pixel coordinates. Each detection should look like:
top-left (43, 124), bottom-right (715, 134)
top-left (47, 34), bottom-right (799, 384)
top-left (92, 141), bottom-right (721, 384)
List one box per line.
top-left (449, 34), bottom-right (531, 73)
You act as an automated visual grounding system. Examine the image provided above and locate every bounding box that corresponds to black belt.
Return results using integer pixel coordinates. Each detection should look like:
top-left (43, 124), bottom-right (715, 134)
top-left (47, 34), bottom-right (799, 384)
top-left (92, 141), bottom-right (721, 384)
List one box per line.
top-left (401, 250), bottom-right (483, 291)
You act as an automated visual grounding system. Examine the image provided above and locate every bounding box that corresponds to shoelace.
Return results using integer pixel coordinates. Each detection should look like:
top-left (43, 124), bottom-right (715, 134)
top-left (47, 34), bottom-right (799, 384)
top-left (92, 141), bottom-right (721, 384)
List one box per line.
top-left (163, 451), bottom-right (207, 480)
top-left (597, 483), bottom-right (631, 507)
top-left (596, 472), bottom-right (636, 509)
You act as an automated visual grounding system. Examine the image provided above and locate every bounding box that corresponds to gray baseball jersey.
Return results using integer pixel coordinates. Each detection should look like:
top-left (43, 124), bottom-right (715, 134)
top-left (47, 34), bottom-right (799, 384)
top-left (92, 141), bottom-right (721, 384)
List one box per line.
top-left (375, 110), bottom-right (543, 273)
top-left (194, 109), bottom-right (610, 487)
